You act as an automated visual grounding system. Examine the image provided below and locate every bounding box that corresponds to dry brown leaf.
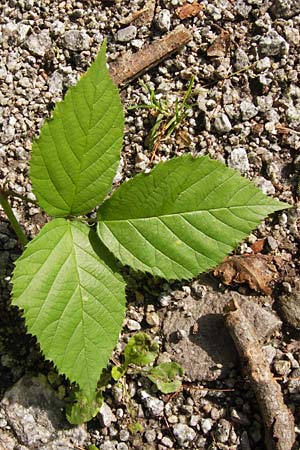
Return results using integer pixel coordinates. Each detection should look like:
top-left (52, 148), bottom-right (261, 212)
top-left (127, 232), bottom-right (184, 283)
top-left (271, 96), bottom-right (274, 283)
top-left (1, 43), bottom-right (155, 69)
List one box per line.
top-left (214, 254), bottom-right (279, 294)
top-left (207, 30), bottom-right (230, 57)
top-left (176, 2), bottom-right (203, 19)
top-left (250, 238), bottom-right (265, 253)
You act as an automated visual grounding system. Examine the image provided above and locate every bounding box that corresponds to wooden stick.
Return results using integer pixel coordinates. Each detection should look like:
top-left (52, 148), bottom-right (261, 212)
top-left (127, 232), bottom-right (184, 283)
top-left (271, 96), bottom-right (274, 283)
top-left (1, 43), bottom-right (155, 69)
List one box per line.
top-left (109, 26), bottom-right (192, 87)
top-left (224, 299), bottom-right (295, 450)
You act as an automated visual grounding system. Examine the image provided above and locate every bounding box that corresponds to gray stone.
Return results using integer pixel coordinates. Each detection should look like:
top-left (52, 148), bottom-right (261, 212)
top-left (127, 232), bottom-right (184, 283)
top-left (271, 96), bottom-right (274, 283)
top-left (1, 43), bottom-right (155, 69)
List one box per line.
top-left (163, 288), bottom-right (281, 381)
top-left (235, 0), bottom-right (252, 18)
top-left (99, 402), bottom-right (116, 427)
top-left (215, 419), bottom-right (231, 443)
top-left (234, 48), bottom-right (249, 71)
top-left (201, 418), bottom-right (213, 434)
top-left (155, 9), bottom-right (171, 32)
top-left (145, 429), bottom-right (156, 443)
top-left (253, 176), bottom-right (275, 195)
top-left (161, 436), bottom-right (173, 447)
top-left (228, 147), bottom-right (249, 173)
top-left (0, 374), bottom-right (87, 449)
top-left (26, 30), bottom-right (52, 57)
top-left (116, 26), bottom-right (137, 43)
top-left (117, 443), bottom-right (128, 450)
top-left (101, 442), bottom-right (117, 450)
top-left (240, 100), bottom-right (258, 121)
top-left (214, 113), bottom-right (232, 133)
top-left (119, 429), bottom-right (130, 441)
top-left (271, 0), bottom-right (300, 18)
top-left (126, 318), bottom-right (141, 331)
top-left (258, 30), bottom-right (289, 56)
top-left (173, 423), bottom-right (196, 446)
top-left (273, 360), bottom-right (291, 376)
top-left (63, 30), bottom-right (91, 51)
top-left (140, 390), bottom-right (164, 417)
top-left (278, 290), bottom-right (300, 330)
top-left (49, 71), bottom-right (64, 95)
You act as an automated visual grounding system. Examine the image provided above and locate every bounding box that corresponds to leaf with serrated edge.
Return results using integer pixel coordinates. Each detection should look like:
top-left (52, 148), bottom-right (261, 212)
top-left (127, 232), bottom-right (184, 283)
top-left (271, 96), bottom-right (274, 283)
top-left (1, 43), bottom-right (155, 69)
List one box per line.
top-left (30, 42), bottom-right (124, 217)
top-left (12, 219), bottom-right (126, 395)
top-left (97, 155), bottom-right (289, 280)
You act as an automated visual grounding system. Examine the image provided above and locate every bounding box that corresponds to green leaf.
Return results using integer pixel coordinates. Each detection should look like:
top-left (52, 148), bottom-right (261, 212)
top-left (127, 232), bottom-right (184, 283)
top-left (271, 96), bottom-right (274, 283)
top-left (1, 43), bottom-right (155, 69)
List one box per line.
top-left (111, 365), bottom-right (126, 381)
top-left (30, 42), bottom-right (124, 217)
top-left (147, 362), bottom-right (184, 394)
top-left (66, 388), bottom-right (104, 425)
top-left (12, 219), bottom-right (126, 395)
top-left (97, 155), bottom-right (289, 280)
top-left (124, 332), bottom-right (159, 367)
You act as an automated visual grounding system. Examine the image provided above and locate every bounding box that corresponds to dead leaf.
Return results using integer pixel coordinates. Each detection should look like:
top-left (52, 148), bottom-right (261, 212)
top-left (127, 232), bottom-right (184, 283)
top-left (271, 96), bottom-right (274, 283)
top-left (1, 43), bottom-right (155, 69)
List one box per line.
top-left (207, 30), bottom-right (230, 57)
top-left (176, 2), bottom-right (203, 19)
top-left (214, 254), bottom-right (279, 294)
top-left (250, 238), bottom-right (265, 253)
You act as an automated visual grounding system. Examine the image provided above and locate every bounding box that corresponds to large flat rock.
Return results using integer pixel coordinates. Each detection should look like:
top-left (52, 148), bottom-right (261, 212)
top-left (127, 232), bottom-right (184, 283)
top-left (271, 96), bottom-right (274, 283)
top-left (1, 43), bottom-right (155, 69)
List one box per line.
top-left (162, 286), bottom-right (281, 381)
top-left (0, 374), bottom-right (87, 449)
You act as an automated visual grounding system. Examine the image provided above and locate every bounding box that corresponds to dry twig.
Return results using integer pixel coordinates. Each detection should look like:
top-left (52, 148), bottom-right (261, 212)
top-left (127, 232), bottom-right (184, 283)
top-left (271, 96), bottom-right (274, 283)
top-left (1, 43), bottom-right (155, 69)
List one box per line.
top-left (109, 26), bottom-right (192, 87)
top-left (224, 298), bottom-right (295, 450)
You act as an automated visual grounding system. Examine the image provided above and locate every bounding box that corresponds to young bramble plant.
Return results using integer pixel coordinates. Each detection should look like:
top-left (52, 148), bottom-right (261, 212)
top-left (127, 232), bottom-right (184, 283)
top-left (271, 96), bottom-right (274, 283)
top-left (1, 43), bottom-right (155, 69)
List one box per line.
top-left (66, 332), bottom-right (183, 425)
top-left (0, 42), bottom-right (290, 422)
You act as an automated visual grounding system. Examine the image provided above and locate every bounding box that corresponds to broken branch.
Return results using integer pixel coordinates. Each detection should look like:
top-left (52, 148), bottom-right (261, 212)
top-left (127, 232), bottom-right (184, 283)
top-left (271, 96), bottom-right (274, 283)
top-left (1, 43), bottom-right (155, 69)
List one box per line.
top-left (109, 26), bottom-right (192, 87)
top-left (224, 299), bottom-right (295, 450)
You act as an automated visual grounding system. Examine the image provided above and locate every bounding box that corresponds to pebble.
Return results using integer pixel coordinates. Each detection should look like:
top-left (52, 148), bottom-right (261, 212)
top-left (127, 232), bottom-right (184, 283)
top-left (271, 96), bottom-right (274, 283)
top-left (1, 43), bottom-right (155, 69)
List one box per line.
top-left (126, 319), bottom-right (141, 331)
top-left (99, 403), bottom-right (117, 428)
top-left (117, 443), bottom-right (128, 450)
top-left (116, 26), bottom-right (137, 43)
top-left (161, 436), bottom-right (173, 447)
top-left (214, 113), bottom-right (232, 133)
top-left (201, 418), bottom-right (213, 434)
top-left (253, 176), bottom-right (275, 195)
top-left (173, 423), bottom-right (196, 446)
top-left (271, 0), bottom-right (300, 18)
top-left (145, 429), bottom-right (156, 443)
top-left (146, 311), bottom-right (160, 327)
top-left (215, 419), bottom-right (231, 443)
top-left (63, 30), bottom-right (91, 51)
top-left (140, 390), bottom-right (164, 417)
top-left (119, 429), bottom-right (129, 442)
top-left (240, 100), bottom-right (258, 121)
top-left (278, 291), bottom-right (300, 330)
top-left (273, 360), bottom-right (291, 376)
top-left (258, 30), bottom-right (289, 57)
top-left (48, 71), bottom-right (64, 95)
top-left (26, 30), bottom-right (52, 57)
top-left (155, 10), bottom-right (171, 32)
top-left (228, 147), bottom-right (249, 173)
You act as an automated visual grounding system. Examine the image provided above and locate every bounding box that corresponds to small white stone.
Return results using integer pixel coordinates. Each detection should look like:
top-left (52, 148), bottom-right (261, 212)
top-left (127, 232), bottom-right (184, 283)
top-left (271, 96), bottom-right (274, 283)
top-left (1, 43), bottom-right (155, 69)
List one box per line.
top-left (155, 9), bottom-right (171, 32)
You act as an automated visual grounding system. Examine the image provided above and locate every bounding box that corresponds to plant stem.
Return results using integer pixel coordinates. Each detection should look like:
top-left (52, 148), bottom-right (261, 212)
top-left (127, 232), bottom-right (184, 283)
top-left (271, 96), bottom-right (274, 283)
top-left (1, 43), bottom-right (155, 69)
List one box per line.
top-left (0, 193), bottom-right (28, 246)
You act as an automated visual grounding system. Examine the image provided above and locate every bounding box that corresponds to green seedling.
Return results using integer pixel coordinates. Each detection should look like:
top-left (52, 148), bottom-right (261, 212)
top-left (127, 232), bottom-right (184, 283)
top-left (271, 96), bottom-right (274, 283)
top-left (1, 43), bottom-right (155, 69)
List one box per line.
top-left (111, 332), bottom-right (184, 395)
top-left (0, 42), bottom-right (290, 424)
top-left (130, 77), bottom-right (195, 158)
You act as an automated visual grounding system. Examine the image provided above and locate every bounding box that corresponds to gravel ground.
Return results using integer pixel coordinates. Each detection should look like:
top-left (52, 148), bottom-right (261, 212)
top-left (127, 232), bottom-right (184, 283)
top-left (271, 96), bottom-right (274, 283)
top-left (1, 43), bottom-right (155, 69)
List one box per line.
top-left (1, 0), bottom-right (300, 449)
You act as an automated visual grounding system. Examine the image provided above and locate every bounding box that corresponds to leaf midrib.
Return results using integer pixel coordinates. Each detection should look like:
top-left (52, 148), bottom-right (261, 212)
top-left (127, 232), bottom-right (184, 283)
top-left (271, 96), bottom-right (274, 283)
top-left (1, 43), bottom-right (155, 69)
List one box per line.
top-left (101, 204), bottom-right (269, 223)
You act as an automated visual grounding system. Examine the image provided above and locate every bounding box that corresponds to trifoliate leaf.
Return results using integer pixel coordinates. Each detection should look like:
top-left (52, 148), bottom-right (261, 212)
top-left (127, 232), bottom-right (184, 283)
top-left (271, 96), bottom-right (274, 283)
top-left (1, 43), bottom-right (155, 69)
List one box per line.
top-left (147, 362), bottom-right (184, 394)
top-left (12, 219), bottom-right (126, 395)
top-left (30, 42), bottom-right (124, 217)
top-left (97, 155), bottom-right (289, 280)
top-left (124, 332), bottom-right (159, 367)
